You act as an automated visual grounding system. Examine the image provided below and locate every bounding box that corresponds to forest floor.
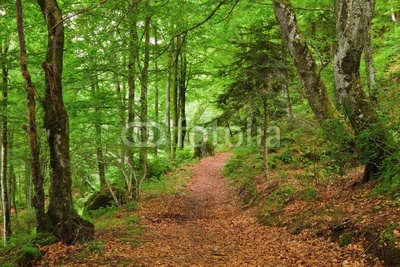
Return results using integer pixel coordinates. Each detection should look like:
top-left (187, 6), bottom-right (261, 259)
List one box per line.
top-left (31, 152), bottom-right (394, 266)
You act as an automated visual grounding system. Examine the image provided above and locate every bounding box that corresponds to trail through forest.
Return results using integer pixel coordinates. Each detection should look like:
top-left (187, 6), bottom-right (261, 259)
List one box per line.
top-left (128, 152), bottom-right (373, 267)
top-left (34, 152), bottom-right (380, 266)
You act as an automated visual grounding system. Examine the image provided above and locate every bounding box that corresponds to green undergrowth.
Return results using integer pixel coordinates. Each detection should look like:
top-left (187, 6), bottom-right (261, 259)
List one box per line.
top-left (141, 164), bottom-right (194, 198)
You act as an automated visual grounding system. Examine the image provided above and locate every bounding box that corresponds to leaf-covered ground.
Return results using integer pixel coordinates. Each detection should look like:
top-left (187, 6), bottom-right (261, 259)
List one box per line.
top-left (33, 152), bottom-right (387, 266)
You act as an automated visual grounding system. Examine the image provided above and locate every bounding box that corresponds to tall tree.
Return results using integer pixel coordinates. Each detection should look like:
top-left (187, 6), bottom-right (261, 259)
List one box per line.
top-left (16, 0), bottom-right (47, 234)
top-left (272, 0), bottom-right (336, 126)
top-left (333, 0), bottom-right (392, 181)
top-left (179, 48), bottom-right (188, 149)
top-left (0, 37), bottom-right (11, 244)
top-left (139, 0), bottom-right (151, 196)
top-left (37, 0), bottom-right (94, 243)
top-left (127, 1), bottom-right (139, 179)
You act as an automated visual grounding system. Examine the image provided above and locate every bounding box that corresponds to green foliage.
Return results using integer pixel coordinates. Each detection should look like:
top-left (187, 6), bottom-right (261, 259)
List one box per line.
top-left (173, 148), bottom-right (195, 164)
top-left (20, 246), bottom-right (41, 260)
top-left (141, 166), bottom-right (192, 198)
top-left (339, 233), bottom-right (353, 247)
top-left (258, 184), bottom-right (297, 226)
top-left (148, 156), bottom-right (172, 179)
top-left (371, 151), bottom-right (400, 196)
top-left (223, 145), bottom-right (263, 182)
top-left (298, 186), bottom-right (319, 201)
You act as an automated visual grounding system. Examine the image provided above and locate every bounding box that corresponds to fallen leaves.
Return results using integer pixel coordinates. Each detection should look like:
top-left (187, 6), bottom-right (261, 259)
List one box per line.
top-left (33, 152), bottom-right (390, 266)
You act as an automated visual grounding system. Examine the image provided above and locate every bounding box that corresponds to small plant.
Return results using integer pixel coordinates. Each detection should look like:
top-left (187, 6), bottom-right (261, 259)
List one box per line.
top-left (258, 184), bottom-right (297, 226)
top-left (339, 233), bottom-right (353, 247)
top-left (298, 186), bottom-right (319, 201)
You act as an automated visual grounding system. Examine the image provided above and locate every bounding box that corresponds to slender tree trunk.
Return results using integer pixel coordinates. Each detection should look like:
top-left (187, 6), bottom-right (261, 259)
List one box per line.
top-left (154, 26), bottom-right (159, 156)
top-left (272, 0), bottom-right (336, 126)
top-left (165, 39), bottom-right (174, 161)
top-left (114, 55), bottom-right (126, 176)
top-left (139, 0), bottom-right (151, 196)
top-left (37, 0), bottom-right (94, 243)
top-left (127, 2), bottom-right (139, 172)
top-left (179, 52), bottom-right (187, 149)
top-left (281, 57), bottom-right (293, 122)
top-left (172, 36), bottom-right (180, 158)
top-left (263, 99), bottom-right (269, 180)
top-left (333, 0), bottom-right (391, 181)
top-left (16, 0), bottom-right (48, 234)
top-left (1, 42), bottom-right (11, 243)
top-left (91, 75), bottom-right (105, 188)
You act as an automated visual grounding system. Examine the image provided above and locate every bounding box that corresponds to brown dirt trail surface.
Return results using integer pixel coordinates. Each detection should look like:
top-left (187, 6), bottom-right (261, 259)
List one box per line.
top-left (33, 152), bottom-right (380, 266)
top-left (131, 152), bottom-right (373, 267)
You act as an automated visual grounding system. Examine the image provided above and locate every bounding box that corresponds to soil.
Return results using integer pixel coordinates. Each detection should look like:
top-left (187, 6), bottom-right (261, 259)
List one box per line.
top-left (124, 152), bottom-right (381, 267)
top-left (32, 152), bottom-right (386, 266)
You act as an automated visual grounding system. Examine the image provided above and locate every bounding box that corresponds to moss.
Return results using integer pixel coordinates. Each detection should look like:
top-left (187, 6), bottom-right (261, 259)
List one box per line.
top-left (339, 233), bottom-right (353, 247)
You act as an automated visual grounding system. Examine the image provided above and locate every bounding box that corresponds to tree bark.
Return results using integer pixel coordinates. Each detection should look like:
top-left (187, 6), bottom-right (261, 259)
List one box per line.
top-left (37, 0), bottom-right (94, 243)
top-left (127, 2), bottom-right (139, 172)
top-left (363, 0), bottom-right (377, 104)
top-left (165, 39), bottom-right (174, 161)
top-left (16, 0), bottom-right (48, 234)
top-left (172, 36), bottom-right (180, 158)
top-left (153, 26), bottom-right (159, 156)
top-left (179, 52), bottom-right (187, 149)
top-left (139, 0), bottom-right (151, 196)
top-left (91, 75), bottom-right (106, 188)
top-left (272, 0), bottom-right (336, 126)
top-left (333, 0), bottom-right (391, 181)
top-left (1, 41), bottom-right (12, 243)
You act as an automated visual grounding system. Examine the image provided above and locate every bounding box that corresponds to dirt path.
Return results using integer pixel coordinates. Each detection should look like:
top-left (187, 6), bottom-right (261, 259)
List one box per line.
top-left (130, 152), bottom-right (370, 267)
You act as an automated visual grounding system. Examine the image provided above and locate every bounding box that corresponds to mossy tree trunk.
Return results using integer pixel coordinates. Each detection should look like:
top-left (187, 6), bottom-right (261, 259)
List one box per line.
top-left (333, 0), bottom-right (392, 181)
top-left (272, 0), bottom-right (336, 126)
top-left (16, 0), bottom-right (48, 234)
top-left (37, 0), bottom-right (94, 243)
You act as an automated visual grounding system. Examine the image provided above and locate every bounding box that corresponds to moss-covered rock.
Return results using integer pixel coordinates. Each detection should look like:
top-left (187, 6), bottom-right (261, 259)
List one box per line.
top-left (194, 140), bottom-right (215, 158)
top-left (83, 186), bottom-right (127, 215)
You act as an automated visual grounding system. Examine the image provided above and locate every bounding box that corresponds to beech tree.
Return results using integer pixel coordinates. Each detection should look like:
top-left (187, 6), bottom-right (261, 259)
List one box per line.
top-left (273, 0), bottom-right (396, 181)
top-left (272, 0), bottom-right (336, 126)
top-left (0, 35), bottom-right (11, 244)
top-left (16, 0), bottom-right (48, 234)
top-left (333, 0), bottom-right (393, 181)
top-left (37, 0), bottom-right (93, 243)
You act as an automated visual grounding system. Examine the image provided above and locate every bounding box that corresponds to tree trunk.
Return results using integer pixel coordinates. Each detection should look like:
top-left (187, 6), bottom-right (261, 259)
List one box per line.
top-left (179, 52), bottom-right (187, 149)
top-left (363, 1), bottom-right (377, 104)
top-left (333, 0), bottom-right (391, 181)
top-left (272, 0), bottom-right (336, 126)
top-left (153, 26), bottom-right (159, 156)
top-left (91, 75), bottom-right (106, 188)
top-left (37, 0), bottom-right (94, 243)
top-left (263, 99), bottom-right (269, 180)
top-left (1, 41), bottom-right (12, 243)
top-left (127, 2), bottom-right (139, 172)
top-left (172, 36), bottom-right (180, 158)
top-left (165, 39), bottom-right (174, 161)
top-left (139, 0), bottom-right (151, 197)
top-left (16, 0), bottom-right (48, 234)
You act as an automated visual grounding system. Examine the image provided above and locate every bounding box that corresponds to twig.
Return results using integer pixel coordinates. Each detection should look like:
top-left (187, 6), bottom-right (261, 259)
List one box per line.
top-left (105, 179), bottom-right (121, 207)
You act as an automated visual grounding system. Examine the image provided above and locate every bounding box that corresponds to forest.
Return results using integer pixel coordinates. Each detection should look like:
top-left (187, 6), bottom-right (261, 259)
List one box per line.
top-left (0, 0), bottom-right (399, 266)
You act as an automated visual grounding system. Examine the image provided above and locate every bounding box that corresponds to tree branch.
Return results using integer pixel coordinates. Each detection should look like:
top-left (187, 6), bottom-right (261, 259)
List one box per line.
top-left (51, 0), bottom-right (108, 30)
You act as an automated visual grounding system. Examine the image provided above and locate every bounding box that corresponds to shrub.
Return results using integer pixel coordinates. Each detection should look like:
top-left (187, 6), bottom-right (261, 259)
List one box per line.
top-left (148, 156), bottom-right (171, 179)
